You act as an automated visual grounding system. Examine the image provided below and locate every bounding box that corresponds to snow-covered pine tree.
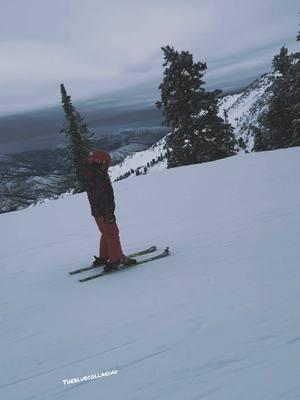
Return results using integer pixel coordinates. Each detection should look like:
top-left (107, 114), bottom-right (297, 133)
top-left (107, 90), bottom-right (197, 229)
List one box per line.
top-left (60, 84), bottom-right (94, 192)
top-left (156, 46), bottom-right (235, 168)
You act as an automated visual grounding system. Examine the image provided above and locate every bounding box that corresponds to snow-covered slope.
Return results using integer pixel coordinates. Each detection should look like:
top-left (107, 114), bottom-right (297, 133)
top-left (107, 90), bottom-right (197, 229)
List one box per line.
top-left (1, 148), bottom-right (299, 400)
top-left (219, 73), bottom-right (274, 151)
top-left (110, 143), bottom-right (148, 163)
top-left (109, 136), bottom-right (168, 182)
top-left (110, 72), bottom-right (274, 181)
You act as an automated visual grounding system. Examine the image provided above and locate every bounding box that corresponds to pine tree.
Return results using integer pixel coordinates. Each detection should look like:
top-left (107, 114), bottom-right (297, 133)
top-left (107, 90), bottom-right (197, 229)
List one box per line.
top-left (272, 46), bottom-right (290, 75)
top-left (60, 84), bottom-right (94, 192)
top-left (156, 46), bottom-right (235, 168)
top-left (254, 32), bottom-right (300, 150)
top-left (289, 29), bottom-right (300, 146)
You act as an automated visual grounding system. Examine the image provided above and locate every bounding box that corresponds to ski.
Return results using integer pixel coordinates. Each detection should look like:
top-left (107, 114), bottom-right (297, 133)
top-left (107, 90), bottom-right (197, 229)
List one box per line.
top-left (79, 247), bottom-right (170, 282)
top-left (69, 246), bottom-right (157, 275)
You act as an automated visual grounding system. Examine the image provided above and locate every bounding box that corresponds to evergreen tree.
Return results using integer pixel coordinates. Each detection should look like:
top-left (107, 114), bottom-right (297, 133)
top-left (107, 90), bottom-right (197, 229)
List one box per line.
top-left (254, 33), bottom-right (300, 150)
top-left (156, 46), bottom-right (235, 168)
top-left (272, 46), bottom-right (290, 75)
top-left (60, 84), bottom-right (94, 192)
top-left (194, 90), bottom-right (236, 162)
top-left (289, 33), bottom-right (300, 147)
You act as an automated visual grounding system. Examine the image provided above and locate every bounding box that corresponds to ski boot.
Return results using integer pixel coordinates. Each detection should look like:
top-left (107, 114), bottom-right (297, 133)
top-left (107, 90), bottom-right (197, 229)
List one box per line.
top-left (92, 256), bottom-right (108, 267)
top-left (103, 255), bottom-right (137, 273)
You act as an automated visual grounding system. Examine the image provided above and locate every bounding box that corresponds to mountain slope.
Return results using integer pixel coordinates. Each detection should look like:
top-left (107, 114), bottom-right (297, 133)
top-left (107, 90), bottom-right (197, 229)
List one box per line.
top-left (0, 147), bottom-right (299, 400)
top-left (110, 136), bottom-right (167, 181)
top-left (219, 73), bottom-right (274, 151)
top-left (110, 72), bottom-right (275, 181)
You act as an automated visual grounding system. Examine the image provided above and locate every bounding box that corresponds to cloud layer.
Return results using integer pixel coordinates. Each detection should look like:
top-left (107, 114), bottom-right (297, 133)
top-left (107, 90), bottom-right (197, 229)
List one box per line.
top-left (0, 0), bottom-right (299, 115)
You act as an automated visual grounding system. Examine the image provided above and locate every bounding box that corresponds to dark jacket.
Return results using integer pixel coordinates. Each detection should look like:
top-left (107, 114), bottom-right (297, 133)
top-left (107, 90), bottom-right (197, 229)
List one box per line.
top-left (84, 163), bottom-right (115, 217)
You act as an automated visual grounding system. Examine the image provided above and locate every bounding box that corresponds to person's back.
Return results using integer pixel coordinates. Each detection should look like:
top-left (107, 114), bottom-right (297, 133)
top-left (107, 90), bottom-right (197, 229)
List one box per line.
top-left (84, 150), bottom-right (136, 272)
top-left (85, 159), bottom-right (115, 219)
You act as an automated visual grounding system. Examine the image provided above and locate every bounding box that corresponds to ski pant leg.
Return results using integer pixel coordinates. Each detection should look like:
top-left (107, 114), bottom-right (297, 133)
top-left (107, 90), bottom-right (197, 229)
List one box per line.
top-left (94, 216), bottom-right (123, 262)
top-left (98, 219), bottom-right (109, 259)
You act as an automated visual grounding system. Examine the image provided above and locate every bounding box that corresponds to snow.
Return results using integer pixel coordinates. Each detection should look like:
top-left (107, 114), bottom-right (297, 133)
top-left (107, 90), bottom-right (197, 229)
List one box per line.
top-left (219, 73), bottom-right (274, 152)
top-left (110, 143), bottom-right (147, 163)
top-left (218, 93), bottom-right (242, 117)
top-left (1, 147), bottom-right (300, 399)
top-left (109, 136), bottom-right (168, 181)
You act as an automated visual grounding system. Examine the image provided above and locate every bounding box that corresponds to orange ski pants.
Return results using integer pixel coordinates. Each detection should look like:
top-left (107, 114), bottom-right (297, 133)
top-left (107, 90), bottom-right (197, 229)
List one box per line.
top-left (94, 216), bottom-right (123, 263)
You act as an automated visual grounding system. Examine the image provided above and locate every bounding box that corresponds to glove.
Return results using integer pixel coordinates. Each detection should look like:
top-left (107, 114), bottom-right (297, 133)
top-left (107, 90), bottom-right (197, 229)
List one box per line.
top-left (104, 212), bottom-right (116, 224)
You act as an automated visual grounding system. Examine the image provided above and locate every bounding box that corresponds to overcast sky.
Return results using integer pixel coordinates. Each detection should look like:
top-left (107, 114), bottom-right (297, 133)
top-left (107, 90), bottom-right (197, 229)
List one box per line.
top-left (0, 0), bottom-right (299, 116)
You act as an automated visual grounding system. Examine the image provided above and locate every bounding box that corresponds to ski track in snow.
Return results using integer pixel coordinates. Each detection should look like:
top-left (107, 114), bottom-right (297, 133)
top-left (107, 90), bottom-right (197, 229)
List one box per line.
top-left (0, 148), bottom-right (300, 399)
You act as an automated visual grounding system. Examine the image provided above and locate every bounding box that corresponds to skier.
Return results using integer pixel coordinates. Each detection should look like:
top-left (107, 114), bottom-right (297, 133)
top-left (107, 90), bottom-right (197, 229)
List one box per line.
top-left (84, 150), bottom-right (136, 273)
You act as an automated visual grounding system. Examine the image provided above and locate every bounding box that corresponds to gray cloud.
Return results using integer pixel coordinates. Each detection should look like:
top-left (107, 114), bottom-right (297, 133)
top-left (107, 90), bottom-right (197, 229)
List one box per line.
top-left (0, 0), bottom-right (299, 116)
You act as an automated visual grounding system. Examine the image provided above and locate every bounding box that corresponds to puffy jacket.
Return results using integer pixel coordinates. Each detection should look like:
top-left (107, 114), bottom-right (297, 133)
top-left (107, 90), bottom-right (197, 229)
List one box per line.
top-left (84, 163), bottom-right (115, 217)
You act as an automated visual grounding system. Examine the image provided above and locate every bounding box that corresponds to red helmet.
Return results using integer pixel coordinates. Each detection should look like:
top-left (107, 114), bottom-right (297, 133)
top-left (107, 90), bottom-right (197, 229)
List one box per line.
top-left (88, 150), bottom-right (111, 165)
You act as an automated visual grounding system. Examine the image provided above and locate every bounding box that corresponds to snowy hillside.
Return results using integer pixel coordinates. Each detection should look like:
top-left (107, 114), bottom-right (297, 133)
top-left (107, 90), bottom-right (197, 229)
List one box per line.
top-left (1, 147), bottom-right (299, 400)
top-left (110, 136), bottom-right (168, 182)
top-left (219, 73), bottom-right (274, 151)
top-left (110, 73), bottom-right (274, 181)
